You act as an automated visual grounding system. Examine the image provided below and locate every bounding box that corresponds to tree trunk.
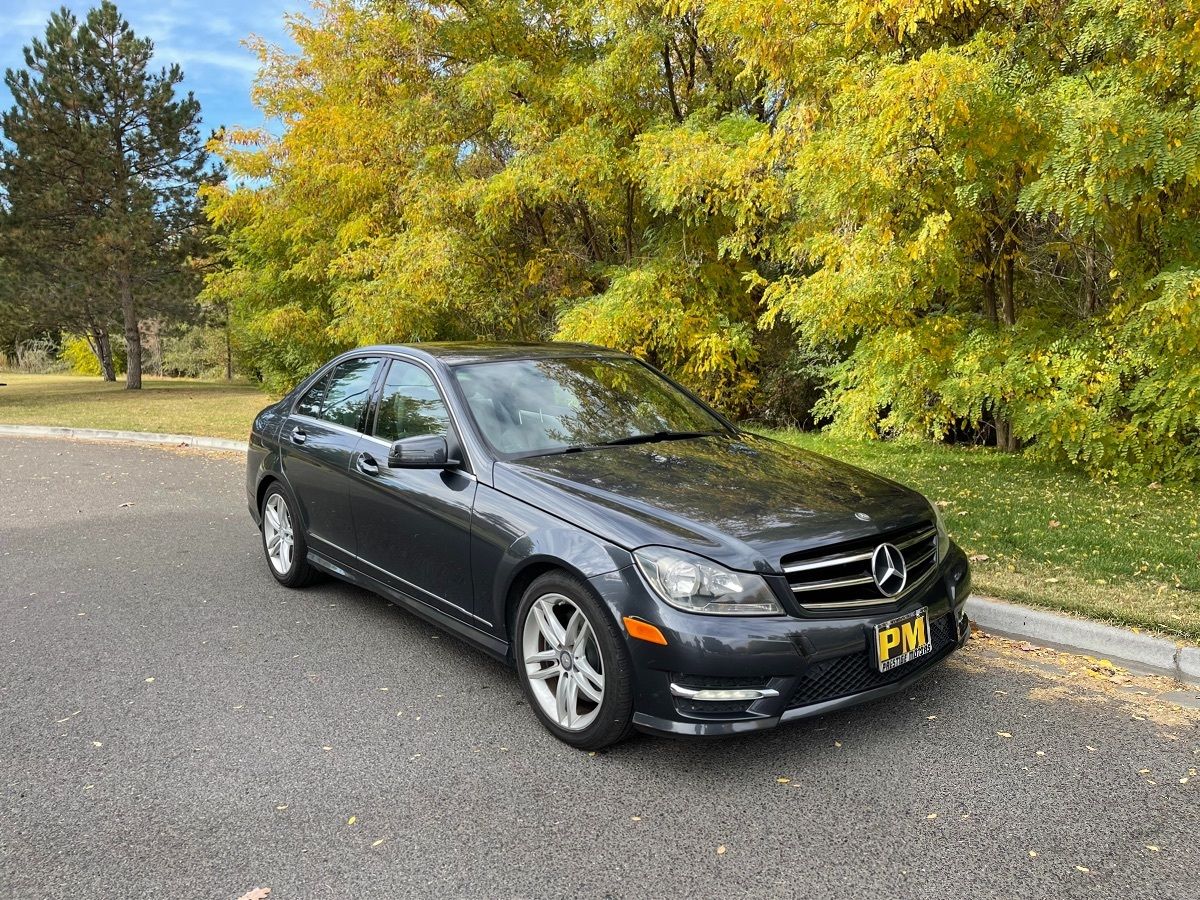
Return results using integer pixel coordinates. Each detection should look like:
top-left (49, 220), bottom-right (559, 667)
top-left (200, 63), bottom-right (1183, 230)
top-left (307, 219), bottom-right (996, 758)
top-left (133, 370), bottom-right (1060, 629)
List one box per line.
top-left (1082, 233), bottom-right (1097, 315)
top-left (119, 268), bottom-right (142, 390)
top-left (1000, 253), bottom-right (1016, 326)
top-left (224, 316), bottom-right (233, 381)
top-left (92, 325), bottom-right (116, 381)
top-left (995, 415), bottom-right (1016, 453)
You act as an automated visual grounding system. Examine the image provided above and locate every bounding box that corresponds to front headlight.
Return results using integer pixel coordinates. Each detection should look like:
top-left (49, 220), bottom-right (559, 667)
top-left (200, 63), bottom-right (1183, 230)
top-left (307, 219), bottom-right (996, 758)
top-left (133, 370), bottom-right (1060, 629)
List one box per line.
top-left (633, 546), bottom-right (784, 616)
top-left (931, 501), bottom-right (950, 560)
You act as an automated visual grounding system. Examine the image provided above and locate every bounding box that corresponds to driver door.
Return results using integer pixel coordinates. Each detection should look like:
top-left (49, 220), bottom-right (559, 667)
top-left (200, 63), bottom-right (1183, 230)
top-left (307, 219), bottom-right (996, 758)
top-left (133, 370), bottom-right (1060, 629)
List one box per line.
top-left (347, 357), bottom-right (478, 624)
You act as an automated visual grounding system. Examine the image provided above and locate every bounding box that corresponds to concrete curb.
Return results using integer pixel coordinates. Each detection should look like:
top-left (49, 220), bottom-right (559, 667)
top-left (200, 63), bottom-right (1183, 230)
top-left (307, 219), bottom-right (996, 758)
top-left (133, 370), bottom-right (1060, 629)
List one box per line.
top-left (967, 595), bottom-right (1199, 685)
top-left (0, 423), bottom-right (247, 453)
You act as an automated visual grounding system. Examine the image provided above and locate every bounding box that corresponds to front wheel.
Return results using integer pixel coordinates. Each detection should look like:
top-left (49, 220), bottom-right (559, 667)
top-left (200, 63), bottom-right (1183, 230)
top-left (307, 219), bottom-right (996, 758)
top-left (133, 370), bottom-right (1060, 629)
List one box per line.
top-left (515, 572), bottom-right (634, 750)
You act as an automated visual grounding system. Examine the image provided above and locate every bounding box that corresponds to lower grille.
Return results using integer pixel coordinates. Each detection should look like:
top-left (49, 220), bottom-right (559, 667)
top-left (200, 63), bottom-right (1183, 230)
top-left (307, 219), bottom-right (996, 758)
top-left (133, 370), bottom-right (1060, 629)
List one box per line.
top-left (787, 615), bottom-right (955, 709)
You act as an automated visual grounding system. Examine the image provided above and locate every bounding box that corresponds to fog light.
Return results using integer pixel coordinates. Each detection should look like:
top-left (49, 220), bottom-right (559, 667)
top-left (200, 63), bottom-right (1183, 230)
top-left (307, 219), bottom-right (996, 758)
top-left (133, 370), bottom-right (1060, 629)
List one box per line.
top-left (669, 684), bottom-right (779, 701)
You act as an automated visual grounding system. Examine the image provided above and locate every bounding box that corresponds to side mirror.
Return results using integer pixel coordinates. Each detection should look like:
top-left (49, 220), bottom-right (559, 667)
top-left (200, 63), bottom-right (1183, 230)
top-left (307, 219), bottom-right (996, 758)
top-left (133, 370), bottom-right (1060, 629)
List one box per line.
top-left (387, 434), bottom-right (459, 469)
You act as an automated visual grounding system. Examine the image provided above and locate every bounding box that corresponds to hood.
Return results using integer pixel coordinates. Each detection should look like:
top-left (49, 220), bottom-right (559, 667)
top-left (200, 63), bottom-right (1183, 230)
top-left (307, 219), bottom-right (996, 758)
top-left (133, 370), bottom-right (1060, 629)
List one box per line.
top-left (492, 433), bottom-right (934, 573)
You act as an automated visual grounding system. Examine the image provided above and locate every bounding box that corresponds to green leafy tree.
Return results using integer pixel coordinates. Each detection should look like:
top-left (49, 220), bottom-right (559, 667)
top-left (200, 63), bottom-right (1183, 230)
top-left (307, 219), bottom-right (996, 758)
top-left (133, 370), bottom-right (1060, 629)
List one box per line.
top-left (207, 0), bottom-right (1200, 478)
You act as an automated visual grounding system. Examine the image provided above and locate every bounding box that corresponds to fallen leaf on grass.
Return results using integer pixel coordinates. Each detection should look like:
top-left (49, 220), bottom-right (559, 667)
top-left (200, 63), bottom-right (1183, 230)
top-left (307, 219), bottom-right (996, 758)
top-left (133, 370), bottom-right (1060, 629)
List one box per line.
top-left (968, 554), bottom-right (990, 562)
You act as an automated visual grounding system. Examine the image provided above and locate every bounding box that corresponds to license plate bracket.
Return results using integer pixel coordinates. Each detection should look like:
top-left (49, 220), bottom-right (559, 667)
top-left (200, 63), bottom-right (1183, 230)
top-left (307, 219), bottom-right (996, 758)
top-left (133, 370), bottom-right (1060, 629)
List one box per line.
top-left (873, 607), bottom-right (932, 673)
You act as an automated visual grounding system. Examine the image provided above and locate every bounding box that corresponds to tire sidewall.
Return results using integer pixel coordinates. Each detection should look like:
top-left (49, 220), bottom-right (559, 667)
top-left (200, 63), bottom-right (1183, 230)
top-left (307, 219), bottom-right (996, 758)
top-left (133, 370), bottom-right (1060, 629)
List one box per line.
top-left (515, 571), bottom-right (634, 749)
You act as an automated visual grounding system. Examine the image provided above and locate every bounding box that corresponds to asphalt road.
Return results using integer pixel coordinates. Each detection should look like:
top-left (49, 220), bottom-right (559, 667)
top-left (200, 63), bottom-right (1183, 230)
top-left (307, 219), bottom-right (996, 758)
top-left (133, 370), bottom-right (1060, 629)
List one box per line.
top-left (1, 436), bottom-right (1197, 900)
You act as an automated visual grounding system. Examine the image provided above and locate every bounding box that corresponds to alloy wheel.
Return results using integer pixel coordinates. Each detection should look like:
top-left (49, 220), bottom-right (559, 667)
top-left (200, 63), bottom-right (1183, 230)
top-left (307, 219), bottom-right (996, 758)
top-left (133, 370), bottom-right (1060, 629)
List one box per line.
top-left (263, 493), bottom-right (295, 575)
top-left (521, 592), bottom-right (605, 731)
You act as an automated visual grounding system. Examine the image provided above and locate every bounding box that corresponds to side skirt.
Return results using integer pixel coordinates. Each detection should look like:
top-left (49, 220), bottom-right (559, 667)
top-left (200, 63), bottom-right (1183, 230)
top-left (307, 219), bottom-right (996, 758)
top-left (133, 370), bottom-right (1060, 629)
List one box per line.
top-left (307, 547), bottom-right (512, 665)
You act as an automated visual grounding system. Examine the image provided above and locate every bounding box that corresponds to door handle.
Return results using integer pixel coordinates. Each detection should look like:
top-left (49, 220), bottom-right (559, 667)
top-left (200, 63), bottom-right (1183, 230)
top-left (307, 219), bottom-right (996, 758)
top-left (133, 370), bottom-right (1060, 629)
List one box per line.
top-left (291, 426), bottom-right (307, 445)
top-left (357, 452), bottom-right (380, 476)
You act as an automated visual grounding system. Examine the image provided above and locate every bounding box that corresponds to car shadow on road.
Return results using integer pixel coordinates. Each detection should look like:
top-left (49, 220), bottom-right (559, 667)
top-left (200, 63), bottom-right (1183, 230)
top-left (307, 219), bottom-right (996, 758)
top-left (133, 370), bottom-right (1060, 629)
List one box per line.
top-left (300, 570), bottom-right (974, 772)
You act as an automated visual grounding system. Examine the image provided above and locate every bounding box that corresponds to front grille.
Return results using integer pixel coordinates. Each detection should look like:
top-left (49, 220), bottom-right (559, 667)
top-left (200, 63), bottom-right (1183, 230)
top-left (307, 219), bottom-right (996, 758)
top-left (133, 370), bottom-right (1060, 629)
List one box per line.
top-left (786, 615), bottom-right (954, 709)
top-left (780, 521), bottom-right (938, 612)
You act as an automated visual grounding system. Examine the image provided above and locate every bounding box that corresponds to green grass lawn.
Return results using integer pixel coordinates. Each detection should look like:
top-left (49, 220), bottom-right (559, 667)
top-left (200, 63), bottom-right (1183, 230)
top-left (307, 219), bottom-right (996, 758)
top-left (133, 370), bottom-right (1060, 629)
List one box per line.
top-left (764, 430), bottom-right (1200, 642)
top-left (2, 372), bottom-right (1196, 640)
top-left (0, 372), bottom-right (272, 440)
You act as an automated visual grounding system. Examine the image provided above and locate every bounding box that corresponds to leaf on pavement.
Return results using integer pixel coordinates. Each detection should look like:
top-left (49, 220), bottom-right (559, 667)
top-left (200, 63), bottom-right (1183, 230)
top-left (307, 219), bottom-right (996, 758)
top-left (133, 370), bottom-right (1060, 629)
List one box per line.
top-left (776, 777), bottom-right (791, 784)
top-left (716, 845), bottom-right (727, 855)
top-left (236, 889), bottom-right (270, 900)
top-left (347, 816), bottom-right (357, 825)
top-left (997, 732), bottom-right (1013, 738)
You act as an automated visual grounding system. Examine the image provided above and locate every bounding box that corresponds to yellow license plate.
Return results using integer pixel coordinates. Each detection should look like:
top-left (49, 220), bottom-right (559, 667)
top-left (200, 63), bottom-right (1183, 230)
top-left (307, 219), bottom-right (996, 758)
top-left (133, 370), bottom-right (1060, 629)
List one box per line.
top-left (874, 607), bottom-right (932, 673)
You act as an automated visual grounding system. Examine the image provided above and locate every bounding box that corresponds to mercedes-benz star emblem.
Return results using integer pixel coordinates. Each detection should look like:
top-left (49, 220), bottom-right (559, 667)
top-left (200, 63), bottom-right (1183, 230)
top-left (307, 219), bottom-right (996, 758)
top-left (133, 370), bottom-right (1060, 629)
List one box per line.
top-left (871, 543), bottom-right (907, 597)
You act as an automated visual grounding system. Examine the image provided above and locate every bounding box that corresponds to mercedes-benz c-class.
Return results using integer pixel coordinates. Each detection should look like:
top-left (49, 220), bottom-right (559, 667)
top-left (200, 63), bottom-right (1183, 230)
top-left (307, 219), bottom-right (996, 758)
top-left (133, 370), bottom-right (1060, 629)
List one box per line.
top-left (245, 343), bottom-right (971, 749)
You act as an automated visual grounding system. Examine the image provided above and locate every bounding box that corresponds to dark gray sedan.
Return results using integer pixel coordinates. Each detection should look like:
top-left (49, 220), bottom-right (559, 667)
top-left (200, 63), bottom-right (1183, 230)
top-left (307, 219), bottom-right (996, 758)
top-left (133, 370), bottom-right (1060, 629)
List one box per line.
top-left (246, 342), bottom-right (971, 749)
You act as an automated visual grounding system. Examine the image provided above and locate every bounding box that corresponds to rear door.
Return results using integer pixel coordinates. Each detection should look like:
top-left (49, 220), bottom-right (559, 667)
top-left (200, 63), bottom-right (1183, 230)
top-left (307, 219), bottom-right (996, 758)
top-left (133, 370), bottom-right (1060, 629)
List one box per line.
top-left (348, 357), bottom-right (478, 624)
top-left (281, 356), bottom-right (382, 564)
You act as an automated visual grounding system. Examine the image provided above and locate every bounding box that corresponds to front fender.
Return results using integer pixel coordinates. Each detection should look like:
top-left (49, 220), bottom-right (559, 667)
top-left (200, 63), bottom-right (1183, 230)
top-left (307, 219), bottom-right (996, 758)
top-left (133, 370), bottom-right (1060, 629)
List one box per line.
top-left (470, 483), bottom-right (631, 635)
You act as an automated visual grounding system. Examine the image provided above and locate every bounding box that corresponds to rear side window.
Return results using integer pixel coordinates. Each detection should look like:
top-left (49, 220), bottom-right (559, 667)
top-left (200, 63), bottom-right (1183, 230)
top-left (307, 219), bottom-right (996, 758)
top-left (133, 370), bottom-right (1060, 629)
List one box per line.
top-left (321, 357), bottom-right (381, 430)
top-left (373, 360), bottom-right (451, 443)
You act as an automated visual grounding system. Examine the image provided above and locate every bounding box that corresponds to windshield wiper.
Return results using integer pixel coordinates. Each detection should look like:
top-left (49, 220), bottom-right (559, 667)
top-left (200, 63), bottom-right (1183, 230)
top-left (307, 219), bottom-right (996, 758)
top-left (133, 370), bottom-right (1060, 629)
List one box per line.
top-left (598, 430), bottom-right (722, 447)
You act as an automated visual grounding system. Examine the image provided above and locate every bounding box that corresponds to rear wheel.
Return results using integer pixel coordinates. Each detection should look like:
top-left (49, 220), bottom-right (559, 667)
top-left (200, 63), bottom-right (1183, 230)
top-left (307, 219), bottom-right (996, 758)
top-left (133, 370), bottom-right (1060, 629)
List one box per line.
top-left (515, 572), bottom-right (634, 750)
top-left (261, 484), bottom-right (317, 588)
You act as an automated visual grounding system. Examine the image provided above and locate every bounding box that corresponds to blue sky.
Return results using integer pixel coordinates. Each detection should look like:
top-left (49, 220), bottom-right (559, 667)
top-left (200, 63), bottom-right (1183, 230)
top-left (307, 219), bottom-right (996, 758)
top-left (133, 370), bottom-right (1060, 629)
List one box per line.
top-left (0, 0), bottom-right (304, 136)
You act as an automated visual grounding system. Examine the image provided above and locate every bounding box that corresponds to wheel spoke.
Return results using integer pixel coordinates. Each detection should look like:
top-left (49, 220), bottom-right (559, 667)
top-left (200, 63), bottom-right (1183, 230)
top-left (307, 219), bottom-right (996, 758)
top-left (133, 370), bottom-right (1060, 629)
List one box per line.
top-left (574, 671), bottom-right (602, 704)
top-left (532, 599), bottom-right (566, 647)
top-left (529, 663), bottom-right (561, 681)
top-left (280, 542), bottom-right (291, 571)
top-left (524, 649), bottom-right (558, 666)
top-left (265, 504), bottom-right (279, 529)
top-left (267, 533), bottom-right (280, 551)
top-left (563, 609), bottom-right (585, 649)
top-left (575, 656), bottom-right (603, 694)
top-left (555, 671), bottom-right (578, 727)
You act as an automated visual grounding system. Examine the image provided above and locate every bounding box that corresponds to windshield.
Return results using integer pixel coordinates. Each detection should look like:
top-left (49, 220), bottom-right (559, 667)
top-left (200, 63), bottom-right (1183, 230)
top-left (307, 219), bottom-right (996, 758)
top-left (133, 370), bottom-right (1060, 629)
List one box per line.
top-left (451, 356), bottom-right (729, 457)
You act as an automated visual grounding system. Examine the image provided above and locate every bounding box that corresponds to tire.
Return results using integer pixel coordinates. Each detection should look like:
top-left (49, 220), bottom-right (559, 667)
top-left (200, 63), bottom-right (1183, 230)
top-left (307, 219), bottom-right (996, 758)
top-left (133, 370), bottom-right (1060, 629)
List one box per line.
top-left (515, 571), bottom-right (635, 750)
top-left (260, 483), bottom-right (318, 588)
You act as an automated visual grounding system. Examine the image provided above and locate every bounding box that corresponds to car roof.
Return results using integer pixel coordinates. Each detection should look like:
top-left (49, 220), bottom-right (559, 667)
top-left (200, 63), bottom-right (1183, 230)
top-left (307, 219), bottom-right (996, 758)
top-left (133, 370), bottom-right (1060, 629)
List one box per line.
top-left (354, 341), bottom-right (624, 366)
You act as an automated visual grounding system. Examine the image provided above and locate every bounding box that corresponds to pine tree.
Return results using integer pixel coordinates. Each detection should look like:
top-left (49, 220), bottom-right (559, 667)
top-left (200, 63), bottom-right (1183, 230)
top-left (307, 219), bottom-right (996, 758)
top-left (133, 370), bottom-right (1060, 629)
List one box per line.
top-left (1, 1), bottom-right (210, 388)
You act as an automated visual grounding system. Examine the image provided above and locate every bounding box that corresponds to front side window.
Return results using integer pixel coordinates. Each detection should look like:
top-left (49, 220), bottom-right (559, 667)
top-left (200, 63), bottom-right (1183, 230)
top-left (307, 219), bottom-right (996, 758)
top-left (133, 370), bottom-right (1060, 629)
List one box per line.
top-left (319, 357), bottom-right (380, 430)
top-left (373, 360), bottom-right (451, 443)
top-left (450, 356), bottom-right (727, 457)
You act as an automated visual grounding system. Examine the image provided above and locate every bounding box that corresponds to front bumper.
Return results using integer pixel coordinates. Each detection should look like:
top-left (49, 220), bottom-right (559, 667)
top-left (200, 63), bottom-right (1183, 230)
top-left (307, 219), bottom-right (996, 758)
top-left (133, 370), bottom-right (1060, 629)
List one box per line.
top-left (588, 541), bottom-right (972, 737)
